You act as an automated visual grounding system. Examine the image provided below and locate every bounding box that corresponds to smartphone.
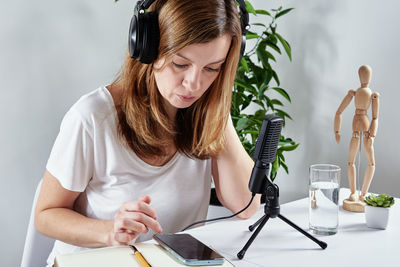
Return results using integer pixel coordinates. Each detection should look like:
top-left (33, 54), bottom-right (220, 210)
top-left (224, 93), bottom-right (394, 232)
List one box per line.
top-left (153, 233), bottom-right (225, 266)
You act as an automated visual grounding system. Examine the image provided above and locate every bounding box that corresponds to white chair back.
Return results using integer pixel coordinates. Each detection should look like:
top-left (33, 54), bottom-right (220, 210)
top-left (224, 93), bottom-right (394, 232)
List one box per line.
top-left (21, 180), bottom-right (55, 267)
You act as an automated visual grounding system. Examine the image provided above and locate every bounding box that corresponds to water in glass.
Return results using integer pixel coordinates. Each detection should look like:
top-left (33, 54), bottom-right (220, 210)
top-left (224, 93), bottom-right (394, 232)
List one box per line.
top-left (309, 181), bottom-right (339, 235)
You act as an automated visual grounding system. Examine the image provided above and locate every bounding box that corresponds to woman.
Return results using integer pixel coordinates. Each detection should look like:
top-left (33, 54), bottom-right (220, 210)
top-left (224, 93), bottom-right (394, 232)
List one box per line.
top-left (34, 0), bottom-right (260, 265)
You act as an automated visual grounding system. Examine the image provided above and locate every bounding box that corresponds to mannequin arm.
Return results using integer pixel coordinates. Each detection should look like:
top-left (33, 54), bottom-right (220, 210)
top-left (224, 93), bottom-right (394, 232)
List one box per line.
top-left (369, 92), bottom-right (380, 137)
top-left (334, 90), bottom-right (355, 143)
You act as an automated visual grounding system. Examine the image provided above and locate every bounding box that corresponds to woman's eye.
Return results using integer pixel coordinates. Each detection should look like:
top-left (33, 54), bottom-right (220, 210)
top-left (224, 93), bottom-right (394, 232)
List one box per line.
top-left (205, 67), bottom-right (220, 73)
top-left (172, 62), bottom-right (188, 69)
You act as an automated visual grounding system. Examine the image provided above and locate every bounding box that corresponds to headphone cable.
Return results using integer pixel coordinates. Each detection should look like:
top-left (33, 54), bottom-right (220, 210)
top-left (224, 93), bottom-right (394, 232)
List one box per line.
top-left (181, 193), bottom-right (256, 231)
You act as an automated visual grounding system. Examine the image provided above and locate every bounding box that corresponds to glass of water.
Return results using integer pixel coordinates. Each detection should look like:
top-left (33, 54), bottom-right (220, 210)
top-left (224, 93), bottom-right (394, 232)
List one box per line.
top-left (309, 164), bottom-right (341, 235)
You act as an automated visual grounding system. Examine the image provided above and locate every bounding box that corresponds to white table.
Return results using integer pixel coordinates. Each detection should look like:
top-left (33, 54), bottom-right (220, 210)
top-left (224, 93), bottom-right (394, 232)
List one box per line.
top-left (186, 189), bottom-right (399, 267)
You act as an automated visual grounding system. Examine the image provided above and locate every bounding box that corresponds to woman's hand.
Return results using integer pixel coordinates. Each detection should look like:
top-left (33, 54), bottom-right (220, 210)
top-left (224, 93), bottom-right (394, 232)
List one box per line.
top-left (109, 195), bottom-right (163, 245)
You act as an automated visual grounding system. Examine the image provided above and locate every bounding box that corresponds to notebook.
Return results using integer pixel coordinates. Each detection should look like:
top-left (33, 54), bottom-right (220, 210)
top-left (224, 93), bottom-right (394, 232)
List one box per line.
top-left (54, 243), bottom-right (234, 267)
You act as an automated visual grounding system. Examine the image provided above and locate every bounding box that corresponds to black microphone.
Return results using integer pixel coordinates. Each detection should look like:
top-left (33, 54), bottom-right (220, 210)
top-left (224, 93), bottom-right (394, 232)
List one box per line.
top-left (248, 115), bottom-right (283, 194)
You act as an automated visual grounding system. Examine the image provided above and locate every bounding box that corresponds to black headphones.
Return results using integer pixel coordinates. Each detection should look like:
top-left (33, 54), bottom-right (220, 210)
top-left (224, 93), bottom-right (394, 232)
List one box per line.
top-left (128, 0), bottom-right (249, 64)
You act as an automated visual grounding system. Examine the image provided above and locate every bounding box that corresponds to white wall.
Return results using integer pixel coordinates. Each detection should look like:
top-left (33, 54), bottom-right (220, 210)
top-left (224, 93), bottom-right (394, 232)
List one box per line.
top-left (253, 0), bottom-right (400, 203)
top-left (1, 1), bottom-right (132, 266)
top-left (1, 0), bottom-right (399, 266)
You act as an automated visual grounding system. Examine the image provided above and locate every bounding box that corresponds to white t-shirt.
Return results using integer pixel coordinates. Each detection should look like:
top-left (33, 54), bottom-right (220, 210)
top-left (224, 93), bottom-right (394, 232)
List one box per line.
top-left (45, 87), bottom-right (212, 266)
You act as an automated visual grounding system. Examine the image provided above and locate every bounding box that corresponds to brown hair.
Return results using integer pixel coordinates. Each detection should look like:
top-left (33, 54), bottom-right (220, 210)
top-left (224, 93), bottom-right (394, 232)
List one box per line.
top-left (113, 0), bottom-right (242, 160)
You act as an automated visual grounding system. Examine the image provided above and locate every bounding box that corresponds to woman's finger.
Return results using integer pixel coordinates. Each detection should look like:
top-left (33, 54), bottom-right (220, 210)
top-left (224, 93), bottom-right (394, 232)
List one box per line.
top-left (114, 231), bottom-right (137, 244)
top-left (114, 211), bottom-right (162, 234)
top-left (120, 199), bottom-right (158, 220)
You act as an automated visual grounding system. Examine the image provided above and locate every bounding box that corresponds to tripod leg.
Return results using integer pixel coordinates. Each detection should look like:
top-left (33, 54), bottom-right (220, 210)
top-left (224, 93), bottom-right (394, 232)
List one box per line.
top-left (278, 214), bottom-right (327, 249)
top-left (237, 215), bottom-right (270, 259)
top-left (249, 215), bottom-right (267, 232)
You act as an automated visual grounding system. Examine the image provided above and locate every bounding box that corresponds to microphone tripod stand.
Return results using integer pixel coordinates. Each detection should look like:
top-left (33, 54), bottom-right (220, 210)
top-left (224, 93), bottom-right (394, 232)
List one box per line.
top-left (237, 176), bottom-right (328, 259)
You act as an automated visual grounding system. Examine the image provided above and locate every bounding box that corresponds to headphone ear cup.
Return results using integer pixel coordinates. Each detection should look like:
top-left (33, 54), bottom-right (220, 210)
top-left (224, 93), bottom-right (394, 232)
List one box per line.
top-left (128, 14), bottom-right (140, 58)
top-left (240, 34), bottom-right (246, 61)
top-left (138, 12), bottom-right (160, 64)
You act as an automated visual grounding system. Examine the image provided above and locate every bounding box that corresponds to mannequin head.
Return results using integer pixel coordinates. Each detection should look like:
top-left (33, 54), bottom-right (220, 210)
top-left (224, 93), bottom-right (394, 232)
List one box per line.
top-left (358, 65), bottom-right (372, 87)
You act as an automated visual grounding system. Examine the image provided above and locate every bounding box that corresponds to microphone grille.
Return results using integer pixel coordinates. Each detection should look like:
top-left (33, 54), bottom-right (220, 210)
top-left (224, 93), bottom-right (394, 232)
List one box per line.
top-left (253, 116), bottom-right (283, 163)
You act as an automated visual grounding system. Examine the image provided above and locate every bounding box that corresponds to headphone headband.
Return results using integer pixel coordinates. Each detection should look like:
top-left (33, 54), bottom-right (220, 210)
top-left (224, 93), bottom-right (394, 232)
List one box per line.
top-left (136, 0), bottom-right (154, 10)
top-left (129, 0), bottom-right (249, 63)
top-left (137, 0), bottom-right (249, 31)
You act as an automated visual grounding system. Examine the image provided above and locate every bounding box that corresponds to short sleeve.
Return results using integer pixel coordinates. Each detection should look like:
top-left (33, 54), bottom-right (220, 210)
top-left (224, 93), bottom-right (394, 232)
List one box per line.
top-left (46, 108), bottom-right (94, 192)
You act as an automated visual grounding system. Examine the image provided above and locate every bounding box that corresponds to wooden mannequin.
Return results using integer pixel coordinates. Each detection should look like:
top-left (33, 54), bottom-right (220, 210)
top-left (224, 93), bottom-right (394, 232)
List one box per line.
top-left (334, 65), bottom-right (380, 212)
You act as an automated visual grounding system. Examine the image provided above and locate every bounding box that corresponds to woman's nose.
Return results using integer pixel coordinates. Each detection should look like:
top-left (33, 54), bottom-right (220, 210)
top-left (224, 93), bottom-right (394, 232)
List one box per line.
top-left (182, 68), bottom-right (201, 91)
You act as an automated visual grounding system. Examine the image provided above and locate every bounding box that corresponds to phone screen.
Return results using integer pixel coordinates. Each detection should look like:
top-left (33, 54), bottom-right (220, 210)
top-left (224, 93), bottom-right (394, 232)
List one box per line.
top-left (153, 233), bottom-right (224, 265)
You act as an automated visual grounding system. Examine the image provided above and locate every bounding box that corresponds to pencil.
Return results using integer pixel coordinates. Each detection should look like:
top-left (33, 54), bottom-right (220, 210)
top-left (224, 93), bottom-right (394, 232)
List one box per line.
top-left (130, 245), bottom-right (152, 267)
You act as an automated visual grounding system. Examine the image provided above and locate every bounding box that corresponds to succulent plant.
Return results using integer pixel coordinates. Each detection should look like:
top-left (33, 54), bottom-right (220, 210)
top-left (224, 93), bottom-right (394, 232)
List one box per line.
top-left (365, 194), bottom-right (395, 208)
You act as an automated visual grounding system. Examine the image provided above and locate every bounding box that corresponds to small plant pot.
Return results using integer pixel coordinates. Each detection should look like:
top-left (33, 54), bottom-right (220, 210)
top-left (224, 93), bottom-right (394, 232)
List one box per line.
top-left (365, 205), bottom-right (390, 229)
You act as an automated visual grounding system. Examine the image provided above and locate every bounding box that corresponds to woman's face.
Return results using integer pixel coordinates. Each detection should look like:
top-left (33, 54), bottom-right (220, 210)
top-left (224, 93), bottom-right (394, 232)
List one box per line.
top-left (153, 34), bottom-right (232, 116)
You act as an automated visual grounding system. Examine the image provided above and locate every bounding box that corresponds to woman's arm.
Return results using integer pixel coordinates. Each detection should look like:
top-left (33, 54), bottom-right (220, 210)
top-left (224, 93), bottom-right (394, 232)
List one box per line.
top-left (34, 170), bottom-right (162, 247)
top-left (212, 119), bottom-right (260, 219)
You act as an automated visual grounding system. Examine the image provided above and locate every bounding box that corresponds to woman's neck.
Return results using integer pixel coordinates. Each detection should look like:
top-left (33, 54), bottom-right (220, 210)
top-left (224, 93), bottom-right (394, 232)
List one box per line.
top-left (162, 98), bottom-right (178, 121)
top-left (106, 84), bottom-right (122, 109)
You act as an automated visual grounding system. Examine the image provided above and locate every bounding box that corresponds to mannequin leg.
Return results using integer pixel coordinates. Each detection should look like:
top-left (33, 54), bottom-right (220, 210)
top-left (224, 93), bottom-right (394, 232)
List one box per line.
top-left (347, 132), bottom-right (360, 201)
top-left (360, 132), bottom-right (375, 201)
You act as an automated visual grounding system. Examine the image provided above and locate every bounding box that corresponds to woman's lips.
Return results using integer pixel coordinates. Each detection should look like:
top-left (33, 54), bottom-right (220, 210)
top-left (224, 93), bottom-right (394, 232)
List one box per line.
top-left (178, 94), bottom-right (195, 102)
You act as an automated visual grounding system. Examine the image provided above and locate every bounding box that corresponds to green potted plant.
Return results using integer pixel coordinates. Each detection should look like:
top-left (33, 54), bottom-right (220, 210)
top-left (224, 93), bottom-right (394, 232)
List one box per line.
top-left (232, 2), bottom-right (298, 181)
top-left (364, 193), bottom-right (395, 229)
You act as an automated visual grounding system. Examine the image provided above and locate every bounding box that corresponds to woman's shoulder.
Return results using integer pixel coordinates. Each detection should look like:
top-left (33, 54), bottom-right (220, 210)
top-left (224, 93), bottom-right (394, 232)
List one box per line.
top-left (60, 86), bottom-right (116, 133)
top-left (69, 86), bottom-right (115, 122)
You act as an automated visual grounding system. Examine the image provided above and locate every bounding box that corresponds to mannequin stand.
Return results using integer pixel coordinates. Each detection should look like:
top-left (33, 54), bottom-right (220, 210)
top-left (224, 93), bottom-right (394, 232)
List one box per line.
top-left (237, 178), bottom-right (327, 259)
top-left (343, 198), bottom-right (365, 212)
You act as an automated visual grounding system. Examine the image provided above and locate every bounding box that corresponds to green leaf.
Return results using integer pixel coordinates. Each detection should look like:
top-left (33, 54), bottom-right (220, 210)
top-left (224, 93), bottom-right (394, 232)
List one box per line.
top-left (265, 40), bottom-right (281, 54)
top-left (268, 34), bottom-right (279, 45)
top-left (234, 80), bottom-right (256, 94)
top-left (265, 97), bottom-right (274, 110)
top-left (262, 71), bottom-right (273, 85)
top-left (275, 8), bottom-right (294, 19)
top-left (256, 47), bottom-right (271, 70)
top-left (254, 99), bottom-right (266, 110)
top-left (236, 117), bottom-right (253, 131)
top-left (241, 96), bottom-right (253, 110)
top-left (271, 99), bottom-right (283, 106)
top-left (246, 32), bottom-right (260, 40)
top-left (272, 155), bottom-right (280, 170)
top-left (279, 143), bottom-right (299, 151)
top-left (244, 0), bottom-right (257, 15)
top-left (271, 70), bottom-right (280, 86)
top-left (270, 168), bottom-right (277, 181)
top-left (242, 130), bottom-right (259, 136)
top-left (272, 87), bottom-right (291, 102)
top-left (271, 7), bottom-right (283, 12)
top-left (275, 108), bottom-right (293, 120)
top-left (252, 23), bottom-right (267, 27)
top-left (257, 83), bottom-right (269, 100)
top-left (248, 146), bottom-right (255, 157)
top-left (365, 198), bottom-right (373, 206)
top-left (240, 57), bottom-right (250, 73)
top-left (280, 160), bottom-right (289, 174)
top-left (254, 109), bottom-right (266, 121)
top-left (275, 33), bottom-right (292, 61)
top-left (277, 151), bottom-right (285, 162)
top-left (265, 51), bottom-right (276, 62)
top-left (255, 9), bottom-right (271, 16)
